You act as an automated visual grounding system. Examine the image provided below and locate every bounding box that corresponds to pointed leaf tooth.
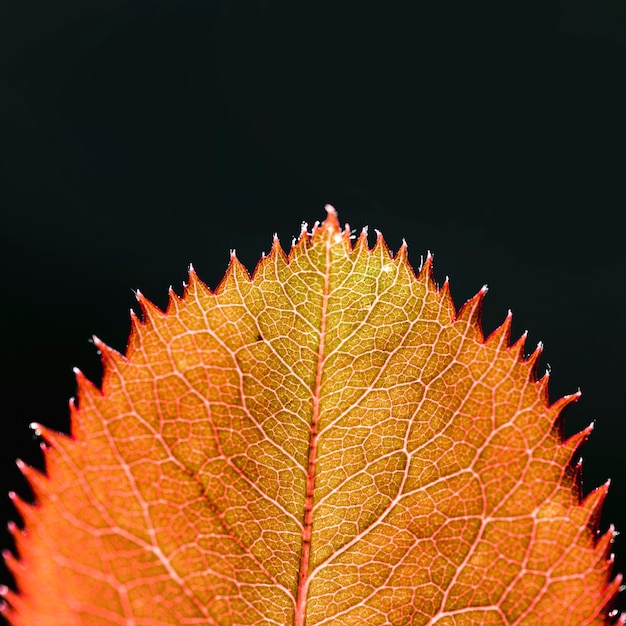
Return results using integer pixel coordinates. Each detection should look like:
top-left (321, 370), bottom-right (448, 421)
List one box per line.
top-left (2, 548), bottom-right (22, 584)
top-left (2, 590), bottom-right (25, 624)
top-left (395, 237), bottom-right (408, 263)
top-left (571, 456), bottom-right (584, 499)
top-left (321, 203), bottom-right (340, 235)
top-left (271, 232), bottom-right (280, 249)
top-left (185, 262), bottom-right (197, 296)
top-left (354, 226), bottom-right (369, 252)
top-left (561, 422), bottom-right (594, 464)
top-left (523, 339), bottom-right (544, 382)
top-left (73, 366), bottom-right (102, 406)
top-left (126, 307), bottom-right (142, 357)
top-left (299, 220), bottom-right (308, 239)
top-left (67, 396), bottom-right (86, 442)
top-left (184, 262), bottom-right (212, 302)
top-left (508, 327), bottom-right (527, 360)
top-left (135, 289), bottom-right (165, 325)
top-left (30, 422), bottom-right (72, 449)
top-left (371, 229), bottom-right (393, 265)
top-left (438, 277), bottom-right (457, 323)
top-left (289, 227), bottom-right (311, 260)
top-left (15, 459), bottom-right (48, 505)
top-left (165, 285), bottom-right (182, 315)
top-left (7, 491), bottom-right (36, 529)
top-left (485, 309), bottom-right (513, 350)
top-left (528, 352), bottom-right (551, 410)
top-left (591, 532), bottom-right (617, 586)
top-left (417, 250), bottom-right (437, 291)
top-left (438, 275), bottom-right (450, 297)
top-left (269, 232), bottom-right (289, 264)
top-left (550, 390), bottom-right (582, 428)
top-left (92, 335), bottom-right (126, 370)
top-left (580, 481), bottom-right (610, 535)
top-left (313, 205), bottom-right (350, 249)
top-left (595, 574), bottom-right (624, 625)
top-left (455, 284), bottom-right (488, 342)
top-left (215, 250), bottom-right (252, 295)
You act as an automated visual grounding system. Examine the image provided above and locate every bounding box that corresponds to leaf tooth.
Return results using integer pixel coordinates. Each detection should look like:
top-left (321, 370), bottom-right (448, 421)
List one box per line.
top-left (126, 307), bottom-right (143, 358)
top-left (594, 524), bottom-right (615, 573)
top-left (165, 285), bottom-right (182, 316)
top-left (2, 546), bottom-right (21, 571)
top-left (395, 237), bottom-right (408, 261)
top-left (72, 366), bottom-right (102, 406)
top-left (351, 226), bottom-right (369, 255)
top-left (0, 550), bottom-right (23, 612)
top-left (0, 582), bottom-right (19, 619)
top-left (580, 480), bottom-right (610, 535)
top-left (508, 325), bottom-right (527, 360)
top-left (291, 223), bottom-right (315, 262)
top-left (438, 275), bottom-right (450, 297)
top-left (455, 284), bottom-right (488, 341)
top-left (269, 232), bottom-right (289, 265)
top-left (7, 488), bottom-right (37, 529)
top-left (417, 250), bottom-right (435, 287)
top-left (372, 228), bottom-right (393, 262)
top-left (597, 568), bottom-right (624, 620)
top-left (134, 289), bottom-right (165, 325)
top-left (14, 459), bottom-right (48, 506)
top-left (92, 335), bottom-right (127, 376)
top-left (318, 203), bottom-right (341, 239)
top-left (29, 422), bottom-right (72, 449)
top-left (485, 309), bottom-right (513, 350)
top-left (215, 250), bottom-right (252, 295)
top-left (572, 456), bottom-right (584, 499)
top-left (550, 390), bottom-right (582, 429)
top-left (92, 335), bottom-right (131, 400)
top-left (523, 339), bottom-right (544, 381)
top-left (438, 277), bottom-right (457, 323)
top-left (183, 262), bottom-right (212, 301)
top-left (561, 421), bottom-right (592, 472)
top-left (298, 220), bottom-right (309, 241)
top-left (67, 396), bottom-right (86, 442)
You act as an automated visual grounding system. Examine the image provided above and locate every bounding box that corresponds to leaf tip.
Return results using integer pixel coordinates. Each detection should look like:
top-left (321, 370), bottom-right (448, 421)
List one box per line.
top-left (324, 203), bottom-right (338, 218)
top-left (314, 204), bottom-right (350, 248)
top-left (321, 204), bottom-right (341, 236)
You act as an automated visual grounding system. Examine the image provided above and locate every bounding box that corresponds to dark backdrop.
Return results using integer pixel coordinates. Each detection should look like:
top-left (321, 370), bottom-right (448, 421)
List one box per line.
top-left (1, 0), bottom-right (625, 620)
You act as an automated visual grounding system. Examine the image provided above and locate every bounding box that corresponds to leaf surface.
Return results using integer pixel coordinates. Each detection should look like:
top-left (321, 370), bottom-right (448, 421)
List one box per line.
top-left (3, 207), bottom-right (622, 625)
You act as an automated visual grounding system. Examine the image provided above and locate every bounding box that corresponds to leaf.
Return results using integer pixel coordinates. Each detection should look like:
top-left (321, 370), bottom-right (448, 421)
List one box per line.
top-left (2, 206), bottom-right (622, 625)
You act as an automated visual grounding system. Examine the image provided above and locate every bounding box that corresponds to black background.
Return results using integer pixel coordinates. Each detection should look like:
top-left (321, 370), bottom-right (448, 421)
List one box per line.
top-left (1, 0), bottom-right (625, 620)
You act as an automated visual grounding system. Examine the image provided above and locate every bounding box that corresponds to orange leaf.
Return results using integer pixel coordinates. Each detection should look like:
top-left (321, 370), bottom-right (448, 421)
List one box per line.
top-left (2, 206), bottom-right (622, 625)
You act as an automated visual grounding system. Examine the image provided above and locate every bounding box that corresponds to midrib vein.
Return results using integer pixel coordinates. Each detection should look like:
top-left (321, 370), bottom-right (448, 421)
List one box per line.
top-left (294, 232), bottom-right (332, 626)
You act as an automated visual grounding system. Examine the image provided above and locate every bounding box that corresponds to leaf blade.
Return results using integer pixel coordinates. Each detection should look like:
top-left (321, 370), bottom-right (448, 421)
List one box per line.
top-left (4, 207), bottom-right (621, 625)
